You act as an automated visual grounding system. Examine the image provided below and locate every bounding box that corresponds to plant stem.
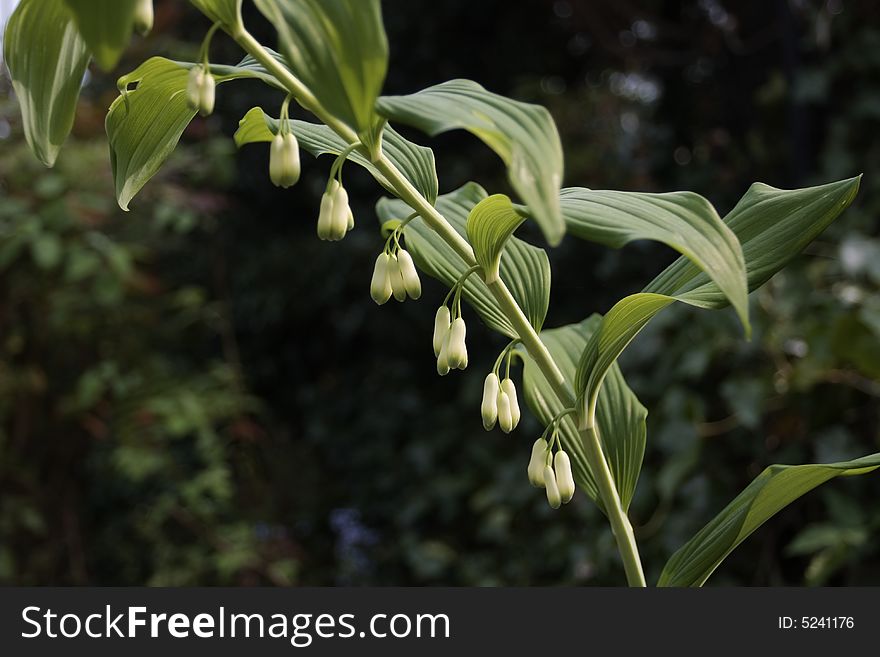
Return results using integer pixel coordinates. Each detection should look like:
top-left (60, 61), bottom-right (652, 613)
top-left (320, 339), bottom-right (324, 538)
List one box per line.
top-left (230, 25), bottom-right (646, 587)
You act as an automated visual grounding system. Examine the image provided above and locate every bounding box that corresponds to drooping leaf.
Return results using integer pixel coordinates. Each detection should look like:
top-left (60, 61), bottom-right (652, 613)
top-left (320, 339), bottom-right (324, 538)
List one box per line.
top-left (188, 0), bottom-right (242, 28)
top-left (235, 107), bottom-right (438, 203)
top-left (659, 452), bottom-right (880, 586)
top-left (560, 188), bottom-right (749, 332)
top-left (377, 80), bottom-right (565, 246)
top-left (466, 194), bottom-right (525, 283)
top-left (376, 184), bottom-right (551, 336)
top-left (107, 57), bottom-right (279, 210)
top-left (521, 317), bottom-right (648, 511)
top-left (252, 0), bottom-right (388, 136)
top-left (3, 0), bottom-right (90, 167)
top-left (63, 0), bottom-right (138, 71)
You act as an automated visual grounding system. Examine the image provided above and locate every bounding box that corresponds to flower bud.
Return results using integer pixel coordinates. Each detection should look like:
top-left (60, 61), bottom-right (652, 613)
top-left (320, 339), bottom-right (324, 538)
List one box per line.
top-left (497, 390), bottom-right (513, 433)
top-left (501, 378), bottom-right (520, 429)
top-left (481, 373), bottom-right (500, 430)
top-left (316, 181), bottom-right (338, 240)
top-left (269, 132), bottom-right (301, 189)
top-left (544, 465), bottom-right (562, 509)
top-left (396, 249), bottom-right (421, 300)
top-left (554, 450), bottom-right (576, 503)
top-left (446, 317), bottom-right (468, 370)
top-left (134, 0), bottom-right (154, 35)
top-left (187, 67), bottom-right (215, 117)
top-left (527, 438), bottom-right (548, 487)
top-left (328, 184), bottom-right (350, 241)
top-left (370, 253), bottom-right (393, 305)
top-left (433, 306), bottom-right (451, 357)
top-left (437, 330), bottom-right (451, 376)
top-left (388, 254), bottom-right (407, 302)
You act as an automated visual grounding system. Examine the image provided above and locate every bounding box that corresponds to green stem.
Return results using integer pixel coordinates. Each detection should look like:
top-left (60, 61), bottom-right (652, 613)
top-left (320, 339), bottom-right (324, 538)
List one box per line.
top-left (230, 24), bottom-right (646, 587)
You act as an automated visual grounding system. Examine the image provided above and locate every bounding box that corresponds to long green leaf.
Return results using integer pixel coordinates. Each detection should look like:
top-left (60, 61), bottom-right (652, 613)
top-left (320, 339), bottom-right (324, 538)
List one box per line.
top-left (253, 0), bottom-right (387, 136)
top-left (3, 0), bottom-right (90, 167)
top-left (107, 57), bottom-right (278, 210)
top-left (560, 188), bottom-right (748, 332)
top-left (377, 80), bottom-right (565, 246)
top-left (376, 184), bottom-right (551, 336)
top-left (521, 317), bottom-right (648, 511)
top-left (63, 0), bottom-right (137, 71)
top-left (466, 194), bottom-right (525, 283)
top-left (188, 0), bottom-right (242, 28)
top-left (659, 453), bottom-right (880, 586)
top-left (235, 107), bottom-right (438, 203)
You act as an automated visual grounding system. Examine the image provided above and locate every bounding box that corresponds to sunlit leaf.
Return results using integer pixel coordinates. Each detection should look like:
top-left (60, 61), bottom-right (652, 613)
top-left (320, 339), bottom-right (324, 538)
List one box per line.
top-left (63, 0), bottom-right (138, 71)
top-left (659, 452), bottom-right (880, 586)
top-left (3, 0), bottom-right (90, 167)
top-left (235, 107), bottom-right (438, 203)
top-left (188, 0), bottom-right (242, 28)
top-left (466, 194), bottom-right (525, 283)
top-left (376, 184), bottom-right (550, 336)
top-left (377, 80), bottom-right (565, 246)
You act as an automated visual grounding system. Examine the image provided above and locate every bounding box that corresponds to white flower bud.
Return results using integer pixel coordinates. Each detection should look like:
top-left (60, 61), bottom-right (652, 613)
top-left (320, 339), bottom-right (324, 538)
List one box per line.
top-left (396, 249), bottom-right (421, 300)
top-left (347, 209), bottom-right (355, 231)
top-left (316, 181), bottom-right (338, 240)
top-left (501, 378), bottom-right (520, 429)
top-left (328, 184), bottom-right (350, 241)
top-left (481, 373), bottom-right (499, 430)
top-left (446, 317), bottom-right (467, 370)
top-left (544, 465), bottom-right (562, 509)
top-left (388, 254), bottom-right (407, 302)
top-left (134, 0), bottom-right (154, 35)
top-left (554, 450), bottom-right (576, 503)
top-left (497, 390), bottom-right (513, 433)
top-left (187, 67), bottom-right (215, 117)
top-left (437, 330), bottom-right (451, 376)
top-left (527, 438), bottom-right (548, 487)
top-left (269, 132), bottom-right (301, 189)
top-left (370, 253), bottom-right (393, 305)
top-left (432, 306), bottom-right (450, 357)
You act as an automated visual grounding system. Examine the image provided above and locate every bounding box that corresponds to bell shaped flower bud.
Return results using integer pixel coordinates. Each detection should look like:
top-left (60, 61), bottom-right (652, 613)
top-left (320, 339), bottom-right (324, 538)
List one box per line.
top-left (500, 378), bottom-right (520, 430)
top-left (317, 181), bottom-right (338, 240)
top-left (388, 254), bottom-right (407, 302)
top-left (396, 249), bottom-right (421, 300)
top-left (433, 306), bottom-right (451, 357)
top-left (437, 330), bottom-right (452, 376)
top-left (527, 438), bottom-right (549, 487)
top-left (328, 184), bottom-right (351, 241)
top-left (446, 317), bottom-right (468, 370)
top-left (187, 66), bottom-right (215, 117)
top-left (554, 450), bottom-right (576, 503)
top-left (370, 253), bottom-right (393, 305)
top-left (497, 390), bottom-right (513, 433)
top-left (544, 465), bottom-right (562, 509)
top-left (481, 373), bottom-right (500, 430)
top-left (134, 0), bottom-right (154, 35)
top-left (269, 132), bottom-right (301, 189)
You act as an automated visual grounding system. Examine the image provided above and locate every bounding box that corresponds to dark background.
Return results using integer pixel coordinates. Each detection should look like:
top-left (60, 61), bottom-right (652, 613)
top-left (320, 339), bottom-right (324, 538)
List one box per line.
top-left (1, 0), bottom-right (878, 586)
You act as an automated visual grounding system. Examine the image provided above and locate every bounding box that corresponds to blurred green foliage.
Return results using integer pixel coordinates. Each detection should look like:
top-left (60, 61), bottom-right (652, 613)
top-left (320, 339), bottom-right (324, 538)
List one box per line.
top-left (1, 0), bottom-right (878, 586)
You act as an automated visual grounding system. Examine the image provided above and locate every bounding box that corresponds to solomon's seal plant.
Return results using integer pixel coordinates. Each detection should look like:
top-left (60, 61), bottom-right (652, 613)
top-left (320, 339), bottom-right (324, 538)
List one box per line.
top-left (4, 0), bottom-right (876, 587)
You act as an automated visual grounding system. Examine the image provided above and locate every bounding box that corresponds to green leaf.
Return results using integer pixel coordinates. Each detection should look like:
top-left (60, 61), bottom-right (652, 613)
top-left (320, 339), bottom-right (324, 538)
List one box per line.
top-left (235, 107), bottom-right (438, 203)
top-left (3, 0), bottom-right (90, 167)
top-left (377, 80), bottom-right (565, 246)
top-left (521, 317), bottom-right (647, 511)
top-left (376, 184), bottom-right (550, 336)
top-left (252, 0), bottom-right (388, 136)
top-left (659, 452), bottom-right (880, 586)
top-left (466, 194), bottom-right (525, 283)
top-left (188, 0), bottom-right (242, 29)
top-left (560, 188), bottom-right (749, 333)
top-left (107, 57), bottom-right (276, 210)
top-left (63, 0), bottom-right (137, 71)
top-left (646, 177), bottom-right (862, 306)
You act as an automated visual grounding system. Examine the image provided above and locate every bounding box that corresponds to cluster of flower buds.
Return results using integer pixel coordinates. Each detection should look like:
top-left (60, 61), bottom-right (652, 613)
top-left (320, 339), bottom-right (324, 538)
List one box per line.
top-left (317, 180), bottom-right (354, 241)
top-left (134, 0), bottom-right (154, 36)
top-left (371, 248), bottom-right (421, 304)
top-left (527, 436), bottom-right (576, 509)
top-left (433, 307), bottom-right (468, 375)
top-left (480, 372), bottom-right (521, 433)
top-left (269, 129), bottom-right (301, 189)
top-left (186, 65), bottom-right (215, 117)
